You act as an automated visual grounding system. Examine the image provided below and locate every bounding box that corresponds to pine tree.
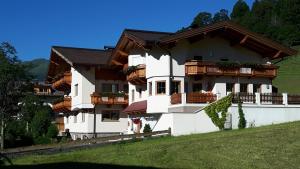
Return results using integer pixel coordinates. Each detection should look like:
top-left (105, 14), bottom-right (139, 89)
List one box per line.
top-left (213, 9), bottom-right (230, 23)
top-left (190, 12), bottom-right (213, 28)
top-left (238, 99), bottom-right (246, 129)
top-left (230, 0), bottom-right (250, 24)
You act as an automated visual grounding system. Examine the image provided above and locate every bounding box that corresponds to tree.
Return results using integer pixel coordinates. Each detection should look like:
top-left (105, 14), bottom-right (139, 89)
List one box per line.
top-left (46, 124), bottom-right (58, 139)
top-left (0, 42), bottom-right (32, 150)
top-left (213, 9), bottom-right (230, 23)
top-left (231, 0), bottom-right (250, 24)
top-left (31, 106), bottom-right (52, 138)
top-left (238, 98), bottom-right (246, 129)
top-left (190, 12), bottom-right (213, 28)
top-left (143, 124), bottom-right (152, 133)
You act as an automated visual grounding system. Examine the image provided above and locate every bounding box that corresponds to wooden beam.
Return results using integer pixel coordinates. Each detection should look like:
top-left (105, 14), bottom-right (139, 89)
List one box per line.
top-left (111, 59), bottom-right (123, 66)
top-left (50, 60), bottom-right (59, 66)
top-left (273, 50), bottom-right (282, 59)
top-left (118, 50), bottom-right (128, 56)
top-left (240, 35), bottom-right (249, 44)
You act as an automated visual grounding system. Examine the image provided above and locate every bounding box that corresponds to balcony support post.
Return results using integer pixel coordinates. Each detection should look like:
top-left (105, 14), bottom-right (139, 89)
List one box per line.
top-left (255, 93), bottom-right (261, 105)
top-left (282, 93), bottom-right (288, 106)
top-left (182, 93), bottom-right (187, 105)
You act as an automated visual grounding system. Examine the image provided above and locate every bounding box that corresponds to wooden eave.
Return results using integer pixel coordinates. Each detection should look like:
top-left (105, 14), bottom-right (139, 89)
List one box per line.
top-left (159, 21), bottom-right (298, 59)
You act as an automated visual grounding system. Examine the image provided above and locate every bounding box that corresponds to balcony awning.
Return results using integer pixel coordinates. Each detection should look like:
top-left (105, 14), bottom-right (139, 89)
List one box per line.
top-left (123, 100), bottom-right (147, 115)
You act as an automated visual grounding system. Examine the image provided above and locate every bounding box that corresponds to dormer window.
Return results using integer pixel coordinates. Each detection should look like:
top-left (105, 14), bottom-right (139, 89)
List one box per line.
top-left (193, 56), bottom-right (203, 61)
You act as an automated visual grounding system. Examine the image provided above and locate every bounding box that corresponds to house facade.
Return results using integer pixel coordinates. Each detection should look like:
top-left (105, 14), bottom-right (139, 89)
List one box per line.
top-left (47, 21), bottom-right (300, 138)
top-left (47, 47), bottom-right (128, 139)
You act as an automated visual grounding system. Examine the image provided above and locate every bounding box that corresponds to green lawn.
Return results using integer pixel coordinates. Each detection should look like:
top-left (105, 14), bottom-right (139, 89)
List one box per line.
top-left (5, 121), bottom-right (300, 169)
top-left (273, 46), bottom-right (300, 93)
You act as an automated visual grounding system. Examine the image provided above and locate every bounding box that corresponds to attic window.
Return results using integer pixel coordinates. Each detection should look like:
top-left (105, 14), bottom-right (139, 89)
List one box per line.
top-left (193, 56), bottom-right (203, 61)
top-left (220, 58), bottom-right (229, 62)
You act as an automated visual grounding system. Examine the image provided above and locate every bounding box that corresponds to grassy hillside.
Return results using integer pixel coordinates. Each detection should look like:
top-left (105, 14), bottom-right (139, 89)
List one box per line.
top-left (24, 58), bottom-right (49, 82)
top-left (7, 121), bottom-right (300, 169)
top-left (273, 46), bottom-right (300, 93)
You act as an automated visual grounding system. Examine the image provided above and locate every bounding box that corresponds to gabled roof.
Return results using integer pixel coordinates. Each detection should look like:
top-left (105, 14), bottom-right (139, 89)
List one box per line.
top-left (52, 46), bottom-right (112, 66)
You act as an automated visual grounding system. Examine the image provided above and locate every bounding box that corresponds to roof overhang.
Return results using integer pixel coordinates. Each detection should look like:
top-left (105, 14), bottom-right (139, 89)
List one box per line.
top-left (123, 100), bottom-right (147, 115)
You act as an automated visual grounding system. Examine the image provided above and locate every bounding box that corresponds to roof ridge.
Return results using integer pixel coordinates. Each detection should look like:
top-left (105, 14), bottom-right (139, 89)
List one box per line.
top-left (52, 46), bottom-right (108, 52)
top-left (124, 28), bottom-right (174, 35)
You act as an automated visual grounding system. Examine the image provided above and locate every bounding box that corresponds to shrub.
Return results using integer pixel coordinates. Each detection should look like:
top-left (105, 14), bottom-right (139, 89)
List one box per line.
top-left (34, 136), bottom-right (51, 145)
top-left (143, 124), bottom-right (152, 133)
top-left (31, 107), bottom-right (51, 138)
top-left (46, 124), bottom-right (59, 139)
top-left (238, 99), bottom-right (246, 129)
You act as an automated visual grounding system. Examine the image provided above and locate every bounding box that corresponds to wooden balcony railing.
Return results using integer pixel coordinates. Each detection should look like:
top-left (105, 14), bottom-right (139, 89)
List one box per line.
top-left (170, 93), bottom-right (216, 104)
top-left (232, 93), bottom-right (256, 103)
top-left (126, 65), bottom-right (146, 85)
top-left (52, 71), bottom-right (72, 91)
top-left (187, 93), bottom-right (217, 103)
top-left (185, 61), bottom-right (277, 78)
top-left (288, 94), bottom-right (300, 104)
top-left (91, 92), bottom-right (128, 105)
top-left (52, 97), bottom-right (71, 112)
top-left (261, 93), bottom-right (283, 104)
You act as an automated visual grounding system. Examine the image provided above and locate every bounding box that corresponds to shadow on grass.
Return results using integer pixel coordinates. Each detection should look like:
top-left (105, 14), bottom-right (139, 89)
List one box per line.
top-left (3, 162), bottom-right (161, 169)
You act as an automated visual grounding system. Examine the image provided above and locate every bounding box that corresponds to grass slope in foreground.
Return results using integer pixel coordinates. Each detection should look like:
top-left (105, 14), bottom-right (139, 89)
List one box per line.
top-left (7, 121), bottom-right (300, 169)
top-left (273, 46), bottom-right (300, 93)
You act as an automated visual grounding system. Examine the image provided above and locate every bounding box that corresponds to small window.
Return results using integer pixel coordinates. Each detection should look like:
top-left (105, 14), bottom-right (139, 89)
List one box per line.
top-left (192, 83), bottom-right (202, 92)
top-left (226, 83), bottom-right (234, 93)
top-left (138, 88), bottom-right (142, 98)
top-left (193, 56), bottom-right (203, 61)
top-left (74, 84), bottom-right (78, 96)
top-left (102, 110), bottom-right (120, 121)
top-left (123, 84), bottom-right (129, 93)
top-left (131, 89), bottom-right (135, 102)
top-left (149, 82), bottom-right (152, 96)
top-left (220, 58), bottom-right (229, 62)
top-left (102, 83), bottom-right (119, 93)
top-left (74, 115), bottom-right (77, 123)
top-left (171, 81), bottom-right (181, 94)
top-left (82, 113), bottom-right (85, 123)
top-left (240, 83), bottom-right (248, 93)
top-left (112, 84), bottom-right (119, 93)
top-left (156, 81), bottom-right (166, 94)
top-left (66, 117), bottom-right (69, 124)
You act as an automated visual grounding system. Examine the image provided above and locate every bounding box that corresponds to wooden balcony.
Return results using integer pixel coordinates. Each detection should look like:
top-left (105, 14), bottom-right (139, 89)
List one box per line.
top-left (52, 71), bottom-right (72, 91)
top-left (52, 97), bottom-right (71, 112)
top-left (171, 92), bottom-right (217, 104)
top-left (126, 65), bottom-right (146, 85)
top-left (91, 92), bottom-right (128, 106)
top-left (185, 61), bottom-right (277, 78)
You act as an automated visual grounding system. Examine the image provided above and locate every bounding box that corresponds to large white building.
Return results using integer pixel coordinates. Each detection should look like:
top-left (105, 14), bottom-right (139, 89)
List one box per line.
top-left (47, 21), bottom-right (300, 138)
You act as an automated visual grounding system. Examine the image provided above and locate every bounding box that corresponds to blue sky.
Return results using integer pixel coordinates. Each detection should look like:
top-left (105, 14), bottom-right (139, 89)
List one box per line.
top-left (0, 0), bottom-right (254, 61)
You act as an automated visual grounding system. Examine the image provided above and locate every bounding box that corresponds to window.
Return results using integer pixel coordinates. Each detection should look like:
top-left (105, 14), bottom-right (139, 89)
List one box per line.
top-left (226, 83), bottom-right (234, 93)
top-left (149, 82), bottom-right (152, 96)
top-left (220, 58), bottom-right (229, 62)
top-left (131, 89), bottom-right (135, 102)
top-left (253, 84), bottom-right (261, 93)
top-left (102, 110), bottom-right (120, 121)
top-left (193, 83), bottom-right (202, 92)
top-left (102, 83), bottom-right (119, 93)
top-left (193, 56), bottom-right (203, 61)
top-left (240, 83), bottom-right (248, 93)
top-left (156, 81), bottom-right (166, 94)
top-left (171, 81), bottom-right (181, 94)
top-left (123, 84), bottom-right (128, 93)
top-left (74, 115), bottom-right (77, 123)
top-left (138, 88), bottom-right (142, 98)
top-left (74, 84), bottom-right (78, 96)
top-left (82, 113), bottom-right (85, 122)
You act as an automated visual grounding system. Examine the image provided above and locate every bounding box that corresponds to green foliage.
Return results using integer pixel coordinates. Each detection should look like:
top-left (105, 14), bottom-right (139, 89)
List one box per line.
top-left (238, 99), bottom-right (247, 129)
top-left (143, 124), bottom-right (152, 133)
top-left (190, 12), bottom-right (213, 28)
top-left (46, 124), bottom-right (59, 138)
top-left (204, 94), bottom-right (232, 129)
top-left (31, 106), bottom-right (52, 138)
top-left (213, 9), bottom-right (230, 23)
top-left (231, 0), bottom-right (250, 23)
top-left (33, 136), bottom-right (51, 145)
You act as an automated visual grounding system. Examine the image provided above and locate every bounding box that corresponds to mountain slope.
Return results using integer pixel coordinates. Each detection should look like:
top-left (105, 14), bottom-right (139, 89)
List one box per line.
top-left (273, 46), bottom-right (300, 93)
top-left (24, 58), bottom-right (49, 82)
